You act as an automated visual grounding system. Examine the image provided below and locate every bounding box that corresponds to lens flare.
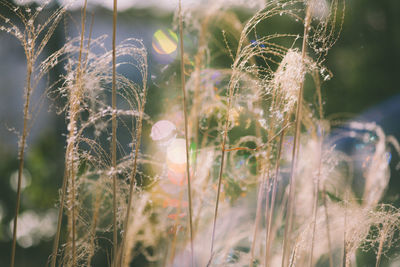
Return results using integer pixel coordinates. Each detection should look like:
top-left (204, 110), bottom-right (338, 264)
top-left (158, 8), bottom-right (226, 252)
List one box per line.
top-left (167, 138), bottom-right (186, 165)
top-left (152, 29), bottom-right (178, 55)
top-left (150, 120), bottom-right (176, 143)
top-left (168, 169), bottom-right (186, 185)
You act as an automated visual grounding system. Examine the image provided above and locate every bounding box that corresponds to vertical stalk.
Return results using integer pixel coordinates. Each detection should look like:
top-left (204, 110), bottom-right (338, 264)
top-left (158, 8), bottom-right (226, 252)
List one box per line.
top-left (72, 2), bottom-right (88, 265)
top-left (265, 122), bottom-right (287, 266)
top-left (168, 189), bottom-right (185, 265)
top-left (375, 226), bottom-right (387, 267)
top-left (112, 0), bottom-right (118, 265)
top-left (343, 199), bottom-right (347, 267)
top-left (281, 5), bottom-right (311, 266)
top-left (322, 187), bottom-right (334, 267)
top-left (120, 15), bottom-right (148, 267)
top-left (209, 86), bottom-right (232, 262)
top-left (309, 138), bottom-right (322, 267)
top-left (70, 156), bottom-right (77, 266)
top-left (120, 104), bottom-right (146, 267)
top-left (310, 69), bottom-right (326, 267)
top-left (87, 186), bottom-right (101, 267)
top-left (51, 169), bottom-right (68, 267)
top-left (191, 18), bottom-right (209, 172)
top-left (51, 3), bottom-right (88, 266)
top-left (208, 14), bottom-right (249, 261)
top-left (10, 50), bottom-right (33, 267)
top-left (249, 179), bottom-right (266, 267)
top-left (178, 1), bottom-right (194, 265)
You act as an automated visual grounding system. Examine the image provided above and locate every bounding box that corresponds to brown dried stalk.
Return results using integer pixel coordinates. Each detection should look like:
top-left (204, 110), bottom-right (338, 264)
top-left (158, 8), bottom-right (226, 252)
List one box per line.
top-left (112, 0), bottom-right (118, 265)
top-left (281, 5), bottom-right (312, 267)
top-left (178, 1), bottom-right (194, 266)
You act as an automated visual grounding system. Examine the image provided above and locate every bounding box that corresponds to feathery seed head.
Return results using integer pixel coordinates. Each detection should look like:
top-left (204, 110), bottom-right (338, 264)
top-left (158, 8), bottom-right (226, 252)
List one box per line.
top-left (272, 49), bottom-right (306, 111)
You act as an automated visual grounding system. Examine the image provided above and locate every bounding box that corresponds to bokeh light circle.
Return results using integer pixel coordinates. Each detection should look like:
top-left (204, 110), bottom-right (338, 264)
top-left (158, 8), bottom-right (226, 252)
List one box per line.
top-left (152, 29), bottom-right (178, 55)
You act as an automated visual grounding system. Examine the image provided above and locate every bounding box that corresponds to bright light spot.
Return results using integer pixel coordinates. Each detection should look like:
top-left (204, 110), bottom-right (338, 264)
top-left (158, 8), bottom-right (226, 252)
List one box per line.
top-left (150, 120), bottom-right (176, 143)
top-left (10, 169), bottom-right (31, 192)
top-left (9, 209), bottom-right (57, 248)
top-left (152, 29), bottom-right (178, 55)
top-left (167, 138), bottom-right (186, 165)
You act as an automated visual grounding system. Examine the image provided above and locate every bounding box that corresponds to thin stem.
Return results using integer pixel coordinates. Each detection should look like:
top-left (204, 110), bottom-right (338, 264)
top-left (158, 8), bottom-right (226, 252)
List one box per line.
top-left (249, 87), bottom-right (280, 266)
top-left (310, 70), bottom-right (325, 267)
top-left (10, 56), bottom-right (33, 267)
top-left (72, 2), bottom-right (88, 265)
top-left (168, 189), bottom-right (185, 265)
top-left (343, 198), bottom-right (347, 267)
top-left (375, 226), bottom-right (387, 267)
top-left (208, 17), bottom-right (248, 257)
top-left (209, 88), bottom-right (232, 262)
top-left (265, 123), bottom-right (287, 266)
top-left (249, 180), bottom-right (266, 267)
top-left (112, 0), bottom-right (118, 265)
top-left (51, 3), bottom-right (87, 267)
top-left (51, 168), bottom-right (68, 267)
top-left (309, 138), bottom-right (322, 267)
top-left (120, 117), bottom-right (145, 267)
top-left (281, 6), bottom-right (311, 267)
top-left (120, 24), bottom-right (148, 267)
top-left (191, 17), bottom-right (209, 173)
top-left (322, 187), bottom-right (334, 267)
top-left (263, 173), bottom-right (272, 266)
top-left (87, 186), bottom-right (102, 267)
top-left (71, 156), bottom-right (77, 266)
top-left (178, 1), bottom-right (194, 266)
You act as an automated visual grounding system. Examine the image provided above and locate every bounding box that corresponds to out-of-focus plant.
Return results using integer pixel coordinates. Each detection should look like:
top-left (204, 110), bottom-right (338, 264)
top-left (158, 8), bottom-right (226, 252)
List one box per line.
top-left (2, 0), bottom-right (400, 266)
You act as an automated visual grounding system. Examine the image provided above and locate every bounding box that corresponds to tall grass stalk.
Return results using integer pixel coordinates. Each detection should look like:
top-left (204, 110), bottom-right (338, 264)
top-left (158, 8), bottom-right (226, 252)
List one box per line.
top-left (73, 3), bottom-right (88, 265)
top-left (209, 69), bottom-right (235, 264)
top-left (281, 4), bottom-right (311, 266)
top-left (249, 179), bottom-right (266, 267)
top-left (52, 2), bottom-right (87, 265)
top-left (309, 137), bottom-right (322, 267)
top-left (343, 199), bottom-right (348, 267)
top-left (322, 186), bottom-right (334, 267)
top-left (120, 32), bottom-right (149, 267)
top-left (51, 5), bottom-right (95, 266)
top-left (376, 224), bottom-right (389, 267)
top-left (178, 1), bottom-right (194, 266)
top-left (112, 0), bottom-right (118, 265)
top-left (0, 2), bottom-right (65, 266)
top-left (11, 43), bottom-right (33, 267)
top-left (209, 9), bottom-right (249, 260)
top-left (265, 120), bottom-right (288, 266)
top-left (51, 167), bottom-right (68, 267)
top-left (310, 68), bottom-right (326, 267)
top-left (168, 189), bottom-right (185, 265)
top-left (249, 91), bottom-right (283, 266)
top-left (87, 186), bottom-right (102, 266)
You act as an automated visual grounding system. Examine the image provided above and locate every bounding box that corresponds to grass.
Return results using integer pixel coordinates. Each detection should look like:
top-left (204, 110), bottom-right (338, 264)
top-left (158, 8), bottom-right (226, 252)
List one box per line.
top-left (2, 0), bottom-right (400, 266)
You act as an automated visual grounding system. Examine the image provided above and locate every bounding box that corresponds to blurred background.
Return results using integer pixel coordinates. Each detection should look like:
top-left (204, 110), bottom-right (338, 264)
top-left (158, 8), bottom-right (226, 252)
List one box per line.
top-left (0, 0), bottom-right (399, 266)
